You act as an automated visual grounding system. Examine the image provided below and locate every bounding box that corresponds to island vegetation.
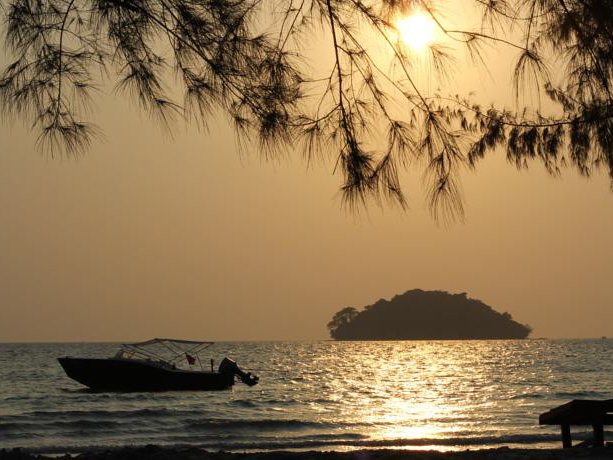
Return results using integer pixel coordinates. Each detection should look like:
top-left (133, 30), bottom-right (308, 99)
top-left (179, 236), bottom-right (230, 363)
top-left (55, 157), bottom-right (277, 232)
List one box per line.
top-left (327, 290), bottom-right (532, 340)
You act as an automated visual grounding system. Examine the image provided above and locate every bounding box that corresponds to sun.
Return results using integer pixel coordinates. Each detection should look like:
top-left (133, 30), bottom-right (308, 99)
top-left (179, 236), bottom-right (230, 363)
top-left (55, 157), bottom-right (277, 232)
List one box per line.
top-left (396, 11), bottom-right (436, 51)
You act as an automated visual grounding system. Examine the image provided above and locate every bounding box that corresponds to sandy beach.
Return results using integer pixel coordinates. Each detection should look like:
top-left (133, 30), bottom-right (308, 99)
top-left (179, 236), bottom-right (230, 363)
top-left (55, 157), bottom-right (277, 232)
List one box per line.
top-left (4, 446), bottom-right (613, 460)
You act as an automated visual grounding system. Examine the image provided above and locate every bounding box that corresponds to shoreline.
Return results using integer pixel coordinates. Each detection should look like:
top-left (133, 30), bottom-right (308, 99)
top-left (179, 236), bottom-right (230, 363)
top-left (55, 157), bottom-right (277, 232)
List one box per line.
top-left (4, 445), bottom-right (613, 460)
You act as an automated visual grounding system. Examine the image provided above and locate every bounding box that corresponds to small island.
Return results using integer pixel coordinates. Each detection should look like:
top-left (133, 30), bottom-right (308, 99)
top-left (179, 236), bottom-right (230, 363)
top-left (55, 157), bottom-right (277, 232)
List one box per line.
top-left (328, 289), bottom-right (532, 340)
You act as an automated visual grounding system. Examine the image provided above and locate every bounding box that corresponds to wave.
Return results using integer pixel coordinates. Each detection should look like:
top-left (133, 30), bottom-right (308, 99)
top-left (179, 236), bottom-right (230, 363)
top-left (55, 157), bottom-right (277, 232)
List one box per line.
top-left (147, 432), bottom-right (371, 444)
top-left (50, 420), bottom-right (121, 429)
top-left (183, 418), bottom-right (346, 431)
top-left (0, 423), bottom-right (28, 432)
top-left (22, 408), bottom-right (198, 419)
top-left (228, 399), bottom-right (258, 408)
top-left (21, 431), bottom-right (601, 455)
top-left (509, 393), bottom-right (544, 400)
top-left (185, 432), bottom-right (599, 450)
top-left (0, 420), bottom-right (121, 432)
top-left (552, 390), bottom-right (605, 398)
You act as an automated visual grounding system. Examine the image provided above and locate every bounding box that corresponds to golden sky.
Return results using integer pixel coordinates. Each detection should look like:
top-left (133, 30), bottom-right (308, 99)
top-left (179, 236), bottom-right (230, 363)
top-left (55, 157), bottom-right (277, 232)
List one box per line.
top-left (1, 1), bottom-right (612, 341)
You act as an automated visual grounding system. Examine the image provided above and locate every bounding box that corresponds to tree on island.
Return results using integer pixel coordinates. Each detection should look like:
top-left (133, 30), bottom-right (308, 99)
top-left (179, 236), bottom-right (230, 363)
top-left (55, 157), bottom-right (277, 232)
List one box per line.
top-left (327, 307), bottom-right (359, 336)
top-left (328, 289), bottom-right (532, 340)
top-left (1, 0), bottom-right (613, 219)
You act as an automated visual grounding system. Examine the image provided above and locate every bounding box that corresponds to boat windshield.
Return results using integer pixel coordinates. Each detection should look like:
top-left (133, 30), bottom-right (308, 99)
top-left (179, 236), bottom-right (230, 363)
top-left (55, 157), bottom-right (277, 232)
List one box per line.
top-left (116, 338), bottom-right (215, 370)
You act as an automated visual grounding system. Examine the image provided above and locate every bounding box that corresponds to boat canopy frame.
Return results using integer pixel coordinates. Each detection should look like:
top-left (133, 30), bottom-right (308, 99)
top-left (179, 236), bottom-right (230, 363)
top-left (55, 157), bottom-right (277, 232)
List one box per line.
top-left (117, 338), bottom-right (215, 371)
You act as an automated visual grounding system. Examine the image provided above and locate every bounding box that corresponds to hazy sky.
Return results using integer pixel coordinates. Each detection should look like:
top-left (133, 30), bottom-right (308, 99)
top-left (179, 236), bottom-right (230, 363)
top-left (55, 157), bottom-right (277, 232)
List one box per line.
top-left (1, 2), bottom-right (612, 342)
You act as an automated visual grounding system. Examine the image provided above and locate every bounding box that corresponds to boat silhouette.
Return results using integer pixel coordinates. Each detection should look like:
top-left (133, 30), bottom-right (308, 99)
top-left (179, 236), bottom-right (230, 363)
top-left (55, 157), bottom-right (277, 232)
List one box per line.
top-left (58, 338), bottom-right (258, 391)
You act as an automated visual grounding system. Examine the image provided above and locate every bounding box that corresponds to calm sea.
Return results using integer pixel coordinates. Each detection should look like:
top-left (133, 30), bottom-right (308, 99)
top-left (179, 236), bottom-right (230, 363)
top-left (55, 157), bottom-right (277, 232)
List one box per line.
top-left (1, 340), bottom-right (612, 453)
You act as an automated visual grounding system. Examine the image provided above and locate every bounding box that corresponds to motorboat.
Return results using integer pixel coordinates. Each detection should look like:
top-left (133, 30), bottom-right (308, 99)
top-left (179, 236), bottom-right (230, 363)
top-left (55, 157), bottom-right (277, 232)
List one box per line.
top-left (58, 338), bottom-right (258, 391)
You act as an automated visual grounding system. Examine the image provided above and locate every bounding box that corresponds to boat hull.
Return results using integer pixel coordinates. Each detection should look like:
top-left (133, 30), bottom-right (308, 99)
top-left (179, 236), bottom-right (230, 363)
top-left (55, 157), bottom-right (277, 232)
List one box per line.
top-left (58, 357), bottom-right (235, 391)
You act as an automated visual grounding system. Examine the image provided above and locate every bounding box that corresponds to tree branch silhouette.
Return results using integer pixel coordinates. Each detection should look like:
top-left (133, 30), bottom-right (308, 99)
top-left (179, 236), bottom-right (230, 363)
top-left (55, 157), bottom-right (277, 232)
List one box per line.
top-left (3, 0), bottom-right (613, 218)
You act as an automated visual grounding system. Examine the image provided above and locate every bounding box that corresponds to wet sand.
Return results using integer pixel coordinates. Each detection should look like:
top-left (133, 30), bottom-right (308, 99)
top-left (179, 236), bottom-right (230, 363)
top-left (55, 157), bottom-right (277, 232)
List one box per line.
top-left (3, 445), bottom-right (613, 460)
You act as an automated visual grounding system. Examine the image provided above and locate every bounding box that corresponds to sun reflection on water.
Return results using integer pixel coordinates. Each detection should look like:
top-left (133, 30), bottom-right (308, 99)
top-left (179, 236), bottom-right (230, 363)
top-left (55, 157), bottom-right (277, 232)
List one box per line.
top-left (318, 340), bottom-right (552, 447)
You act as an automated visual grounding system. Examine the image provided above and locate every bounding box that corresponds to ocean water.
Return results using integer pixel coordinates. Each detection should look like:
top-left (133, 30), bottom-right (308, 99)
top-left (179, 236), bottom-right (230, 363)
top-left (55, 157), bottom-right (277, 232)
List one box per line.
top-left (1, 340), bottom-right (612, 453)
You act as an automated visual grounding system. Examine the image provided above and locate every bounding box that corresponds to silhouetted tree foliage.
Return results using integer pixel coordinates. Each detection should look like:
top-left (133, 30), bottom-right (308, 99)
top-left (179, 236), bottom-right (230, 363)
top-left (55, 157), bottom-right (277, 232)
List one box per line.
top-left (327, 306), bottom-right (359, 333)
top-left (2, 0), bottom-right (613, 218)
top-left (328, 289), bottom-right (532, 340)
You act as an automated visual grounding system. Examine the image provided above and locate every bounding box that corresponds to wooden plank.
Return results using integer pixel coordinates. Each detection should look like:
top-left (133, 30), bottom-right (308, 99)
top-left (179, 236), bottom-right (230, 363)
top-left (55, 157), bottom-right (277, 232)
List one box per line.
top-left (539, 399), bottom-right (613, 425)
top-left (540, 413), bottom-right (613, 426)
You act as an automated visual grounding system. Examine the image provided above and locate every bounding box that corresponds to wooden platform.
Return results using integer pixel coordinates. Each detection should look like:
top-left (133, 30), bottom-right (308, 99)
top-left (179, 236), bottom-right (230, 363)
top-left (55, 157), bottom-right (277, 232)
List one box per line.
top-left (539, 399), bottom-right (613, 448)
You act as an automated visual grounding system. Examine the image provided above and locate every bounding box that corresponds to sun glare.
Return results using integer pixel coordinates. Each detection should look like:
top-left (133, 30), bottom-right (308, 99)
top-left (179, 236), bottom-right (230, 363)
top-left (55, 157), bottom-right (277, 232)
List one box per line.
top-left (396, 12), bottom-right (436, 51)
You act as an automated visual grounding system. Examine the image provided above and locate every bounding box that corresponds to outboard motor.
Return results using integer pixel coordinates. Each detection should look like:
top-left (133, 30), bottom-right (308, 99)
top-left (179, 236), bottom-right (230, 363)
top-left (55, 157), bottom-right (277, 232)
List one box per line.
top-left (218, 358), bottom-right (259, 386)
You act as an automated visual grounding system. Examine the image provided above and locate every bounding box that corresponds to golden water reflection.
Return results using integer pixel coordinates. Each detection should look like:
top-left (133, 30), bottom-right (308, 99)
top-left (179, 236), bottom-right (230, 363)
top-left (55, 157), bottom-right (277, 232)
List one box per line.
top-left (315, 340), bottom-right (551, 446)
